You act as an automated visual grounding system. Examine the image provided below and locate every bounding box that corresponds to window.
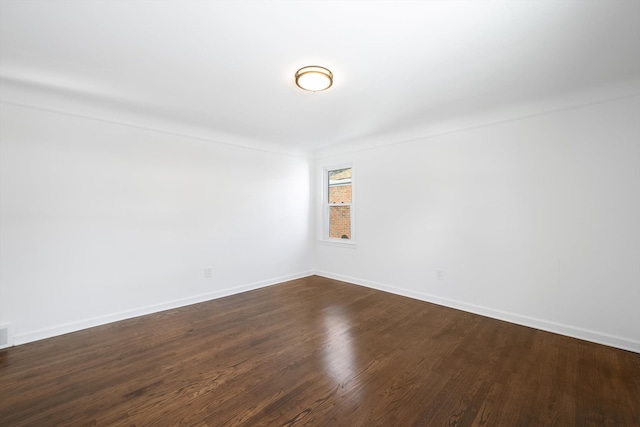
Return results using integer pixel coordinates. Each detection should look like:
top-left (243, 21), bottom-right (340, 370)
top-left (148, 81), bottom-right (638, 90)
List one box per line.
top-left (324, 165), bottom-right (354, 242)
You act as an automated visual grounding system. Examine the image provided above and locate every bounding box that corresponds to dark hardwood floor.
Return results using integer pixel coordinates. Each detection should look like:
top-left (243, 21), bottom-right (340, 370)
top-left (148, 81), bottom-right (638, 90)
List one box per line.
top-left (1, 276), bottom-right (638, 426)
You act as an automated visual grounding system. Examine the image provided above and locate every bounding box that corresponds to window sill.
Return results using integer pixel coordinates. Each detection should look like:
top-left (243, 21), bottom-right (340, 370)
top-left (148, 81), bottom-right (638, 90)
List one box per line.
top-left (318, 239), bottom-right (358, 248)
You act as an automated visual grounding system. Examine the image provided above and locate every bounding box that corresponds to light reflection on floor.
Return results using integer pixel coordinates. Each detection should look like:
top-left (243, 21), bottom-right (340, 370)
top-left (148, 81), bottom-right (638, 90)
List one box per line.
top-left (321, 305), bottom-right (363, 402)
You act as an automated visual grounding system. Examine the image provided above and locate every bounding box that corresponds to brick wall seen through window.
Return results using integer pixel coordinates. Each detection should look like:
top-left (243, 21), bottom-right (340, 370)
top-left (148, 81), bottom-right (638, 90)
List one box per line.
top-left (328, 167), bottom-right (352, 239)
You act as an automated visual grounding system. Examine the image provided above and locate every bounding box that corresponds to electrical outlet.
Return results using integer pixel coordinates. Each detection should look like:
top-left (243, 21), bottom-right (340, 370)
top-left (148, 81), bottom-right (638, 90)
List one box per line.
top-left (436, 269), bottom-right (444, 280)
top-left (0, 323), bottom-right (14, 349)
top-left (204, 267), bottom-right (213, 278)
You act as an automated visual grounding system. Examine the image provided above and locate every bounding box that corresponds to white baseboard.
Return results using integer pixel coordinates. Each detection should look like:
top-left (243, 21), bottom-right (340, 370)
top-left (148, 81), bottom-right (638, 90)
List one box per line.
top-left (11, 270), bottom-right (638, 353)
top-left (314, 270), bottom-right (640, 354)
top-left (13, 271), bottom-right (314, 346)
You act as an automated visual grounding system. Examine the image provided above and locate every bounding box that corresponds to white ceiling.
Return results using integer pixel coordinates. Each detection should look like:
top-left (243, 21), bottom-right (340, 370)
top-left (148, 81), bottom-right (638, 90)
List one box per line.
top-left (1, 1), bottom-right (639, 153)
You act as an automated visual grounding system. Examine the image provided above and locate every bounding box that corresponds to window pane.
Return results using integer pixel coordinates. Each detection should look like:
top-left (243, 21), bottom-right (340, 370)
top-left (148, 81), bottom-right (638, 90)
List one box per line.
top-left (329, 205), bottom-right (351, 239)
top-left (328, 167), bottom-right (352, 204)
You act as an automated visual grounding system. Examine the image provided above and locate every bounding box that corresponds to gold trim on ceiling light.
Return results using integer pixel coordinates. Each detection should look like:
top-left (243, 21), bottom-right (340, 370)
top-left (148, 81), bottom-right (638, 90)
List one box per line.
top-left (295, 66), bottom-right (333, 92)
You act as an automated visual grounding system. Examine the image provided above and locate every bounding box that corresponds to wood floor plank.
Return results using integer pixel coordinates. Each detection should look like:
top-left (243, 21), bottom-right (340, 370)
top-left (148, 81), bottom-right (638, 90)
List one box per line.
top-left (1, 276), bottom-right (638, 426)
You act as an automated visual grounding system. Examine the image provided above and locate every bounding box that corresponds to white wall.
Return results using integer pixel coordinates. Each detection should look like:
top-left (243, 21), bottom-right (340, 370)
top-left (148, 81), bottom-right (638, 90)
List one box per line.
top-left (314, 95), bottom-right (640, 352)
top-left (0, 103), bottom-right (313, 345)
top-left (2, 91), bottom-right (638, 353)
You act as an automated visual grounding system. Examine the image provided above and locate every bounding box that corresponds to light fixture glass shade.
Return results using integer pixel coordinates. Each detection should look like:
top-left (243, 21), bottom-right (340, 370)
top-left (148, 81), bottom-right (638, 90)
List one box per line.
top-left (295, 66), bottom-right (333, 92)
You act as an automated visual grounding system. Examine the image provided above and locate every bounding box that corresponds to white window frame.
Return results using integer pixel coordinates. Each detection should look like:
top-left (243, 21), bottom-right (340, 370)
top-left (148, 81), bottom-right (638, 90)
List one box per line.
top-left (322, 163), bottom-right (356, 245)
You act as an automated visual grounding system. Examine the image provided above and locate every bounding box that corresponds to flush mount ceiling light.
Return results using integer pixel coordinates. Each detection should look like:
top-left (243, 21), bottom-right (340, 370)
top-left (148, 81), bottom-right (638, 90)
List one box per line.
top-left (295, 66), bottom-right (333, 92)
